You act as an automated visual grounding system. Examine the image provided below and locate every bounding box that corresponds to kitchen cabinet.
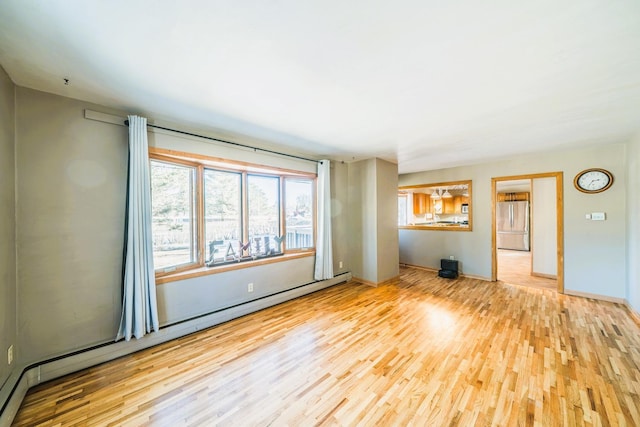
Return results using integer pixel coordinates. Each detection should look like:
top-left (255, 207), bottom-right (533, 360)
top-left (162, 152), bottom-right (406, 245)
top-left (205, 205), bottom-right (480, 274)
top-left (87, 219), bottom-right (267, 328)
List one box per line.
top-left (443, 197), bottom-right (455, 214)
top-left (497, 192), bottom-right (529, 202)
top-left (413, 193), bottom-right (429, 215)
top-left (438, 196), bottom-right (471, 214)
top-left (425, 199), bottom-right (432, 214)
top-left (398, 179), bottom-right (473, 231)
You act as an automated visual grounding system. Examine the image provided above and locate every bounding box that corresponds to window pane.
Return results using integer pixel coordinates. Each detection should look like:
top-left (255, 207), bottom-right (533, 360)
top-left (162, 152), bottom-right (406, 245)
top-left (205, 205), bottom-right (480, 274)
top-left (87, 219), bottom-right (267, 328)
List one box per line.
top-left (248, 175), bottom-right (280, 256)
top-left (204, 169), bottom-right (242, 264)
top-left (151, 160), bottom-right (196, 270)
top-left (398, 194), bottom-right (407, 226)
top-left (285, 179), bottom-right (314, 250)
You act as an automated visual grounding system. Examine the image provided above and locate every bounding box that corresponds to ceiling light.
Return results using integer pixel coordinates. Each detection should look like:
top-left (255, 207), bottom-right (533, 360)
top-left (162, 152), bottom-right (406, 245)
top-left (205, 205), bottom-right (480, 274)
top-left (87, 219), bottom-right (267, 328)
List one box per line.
top-left (430, 189), bottom-right (441, 199)
top-left (442, 189), bottom-right (452, 198)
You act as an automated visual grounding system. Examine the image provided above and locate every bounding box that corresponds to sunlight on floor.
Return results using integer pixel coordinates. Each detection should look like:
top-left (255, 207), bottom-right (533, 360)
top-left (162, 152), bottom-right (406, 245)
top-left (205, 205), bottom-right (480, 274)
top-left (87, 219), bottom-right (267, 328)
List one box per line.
top-left (497, 249), bottom-right (557, 291)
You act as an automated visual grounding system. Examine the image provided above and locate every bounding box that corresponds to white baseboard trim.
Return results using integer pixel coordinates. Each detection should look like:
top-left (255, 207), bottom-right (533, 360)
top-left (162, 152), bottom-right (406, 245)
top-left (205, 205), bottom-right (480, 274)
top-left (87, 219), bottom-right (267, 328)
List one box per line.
top-left (400, 263), bottom-right (438, 273)
top-left (351, 275), bottom-right (400, 287)
top-left (531, 272), bottom-right (557, 280)
top-left (0, 273), bottom-right (350, 426)
top-left (624, 301), bottom-right (640, 325)
top-left (400, 264), bottom-right (631, 306)
top-left (460, 273), bottom-right (493, 281)
top-left (563, 289), bottom-right (626, 304)
top-left (399, 263), bottom-right (491, 282)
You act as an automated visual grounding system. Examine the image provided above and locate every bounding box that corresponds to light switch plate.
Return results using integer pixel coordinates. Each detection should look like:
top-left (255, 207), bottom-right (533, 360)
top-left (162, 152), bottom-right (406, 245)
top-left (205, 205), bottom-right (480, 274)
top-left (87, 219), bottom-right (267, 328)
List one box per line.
top-left (591, 212), bottom-right (606, 221)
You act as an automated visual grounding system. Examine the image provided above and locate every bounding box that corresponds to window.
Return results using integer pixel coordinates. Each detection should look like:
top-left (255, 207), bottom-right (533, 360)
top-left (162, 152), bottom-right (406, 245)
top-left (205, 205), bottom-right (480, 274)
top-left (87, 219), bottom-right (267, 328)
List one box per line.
top-left (248, 175), bottom-right (280, 256)
top-left (398, 180), bottom-right (473, 231)
top-left (150, 149), bottom-right (316, 277)
top-left (398, 194), bottom-right (408, 226)
top-left (285, 178), bottom-right (314, 249)
top-left (204, 169), bottom-right (242, 264)
top-left (151, 160), bottom-right (197, 271)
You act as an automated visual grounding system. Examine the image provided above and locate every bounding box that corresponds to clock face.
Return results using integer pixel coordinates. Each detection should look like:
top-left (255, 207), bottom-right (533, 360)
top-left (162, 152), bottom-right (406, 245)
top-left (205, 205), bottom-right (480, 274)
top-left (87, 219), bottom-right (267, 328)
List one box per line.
top-left (574, 169), bottom-right (613, 193)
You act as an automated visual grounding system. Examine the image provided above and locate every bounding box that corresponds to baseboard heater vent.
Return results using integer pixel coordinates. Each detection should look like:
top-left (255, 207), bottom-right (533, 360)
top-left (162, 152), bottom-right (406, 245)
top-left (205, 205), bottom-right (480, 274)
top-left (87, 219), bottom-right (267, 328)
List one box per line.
top-left (0, 272), bottom-right (351, 424)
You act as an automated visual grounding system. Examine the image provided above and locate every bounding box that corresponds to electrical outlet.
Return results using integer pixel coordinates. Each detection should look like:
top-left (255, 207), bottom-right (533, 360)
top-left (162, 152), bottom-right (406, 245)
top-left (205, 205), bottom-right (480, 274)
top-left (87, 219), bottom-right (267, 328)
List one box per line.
top-left (8, 345), bottom-right (13, 365)
top-left (248, 283), bottom-right (254, 293)
top-left (449, 255), bottom-right (455, 260)
top-left (339, 261), bottom-right (343, 268)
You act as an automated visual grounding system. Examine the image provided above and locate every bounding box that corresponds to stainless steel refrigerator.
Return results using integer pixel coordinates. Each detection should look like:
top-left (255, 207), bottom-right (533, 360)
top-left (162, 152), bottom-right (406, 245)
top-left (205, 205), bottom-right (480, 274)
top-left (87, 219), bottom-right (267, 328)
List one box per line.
top-left (496, 201), bottom-right (530, 251)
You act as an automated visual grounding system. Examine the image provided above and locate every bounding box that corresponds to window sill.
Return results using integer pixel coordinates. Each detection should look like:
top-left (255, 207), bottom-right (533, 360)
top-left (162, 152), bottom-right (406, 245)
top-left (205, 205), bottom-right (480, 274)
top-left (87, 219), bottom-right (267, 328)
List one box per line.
top-left (155, 251), bottom-right (315, 285)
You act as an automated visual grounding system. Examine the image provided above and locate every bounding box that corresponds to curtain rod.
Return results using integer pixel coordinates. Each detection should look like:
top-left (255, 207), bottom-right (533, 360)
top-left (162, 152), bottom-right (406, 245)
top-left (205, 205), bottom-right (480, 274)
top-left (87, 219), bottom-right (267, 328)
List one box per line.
top-left (124, 120), bottom-right (321, 164)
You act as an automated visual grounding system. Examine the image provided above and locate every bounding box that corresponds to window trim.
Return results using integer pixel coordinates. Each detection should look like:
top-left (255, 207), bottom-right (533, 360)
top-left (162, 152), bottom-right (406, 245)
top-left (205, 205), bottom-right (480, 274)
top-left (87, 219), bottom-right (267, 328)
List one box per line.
top-left (155, 252), bottom-right (315, 284)
top-left (283, 176), bottom-right (317, 252)
top-left (149, 156), bottom-right (202, 274)
top-left (149, 148), bottom-right (317, 283)
top-left (203, 167), bottom-right (243, 266)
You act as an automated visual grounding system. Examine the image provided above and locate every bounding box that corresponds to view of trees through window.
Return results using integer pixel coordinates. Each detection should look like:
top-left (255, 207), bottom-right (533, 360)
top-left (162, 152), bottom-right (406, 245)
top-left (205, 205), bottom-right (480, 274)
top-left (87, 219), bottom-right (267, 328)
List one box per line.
top-left (248, 175), bottom-right (280, 256)
top-left (150, 152), bottom-right (316, 274)
top-left (285, 179), bottom-right (313, 249)
top-left (204, 169), bottom-right (242, 263)
top-left (150, 160), bottom-right (196, 270)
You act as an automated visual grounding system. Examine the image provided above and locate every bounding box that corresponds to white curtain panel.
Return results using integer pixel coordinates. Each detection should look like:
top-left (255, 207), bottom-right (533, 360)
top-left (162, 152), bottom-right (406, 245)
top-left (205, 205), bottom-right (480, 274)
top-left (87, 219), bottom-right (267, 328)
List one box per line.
top-left (314, 160), bottom-right (334, 280)
top-left (117, 115), bottom-right (159, 341)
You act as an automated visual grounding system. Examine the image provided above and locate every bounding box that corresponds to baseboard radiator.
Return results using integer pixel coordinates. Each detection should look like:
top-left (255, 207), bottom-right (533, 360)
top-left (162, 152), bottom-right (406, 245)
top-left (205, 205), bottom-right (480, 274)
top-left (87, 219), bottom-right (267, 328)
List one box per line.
top-left (0, 272), bottom-right (351, 426)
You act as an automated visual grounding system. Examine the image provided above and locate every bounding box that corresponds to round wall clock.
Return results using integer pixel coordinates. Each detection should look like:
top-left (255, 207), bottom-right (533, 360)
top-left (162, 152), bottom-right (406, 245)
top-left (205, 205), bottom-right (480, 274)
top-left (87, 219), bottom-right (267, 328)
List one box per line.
top-left (573, 168), bottom-right (613, 193)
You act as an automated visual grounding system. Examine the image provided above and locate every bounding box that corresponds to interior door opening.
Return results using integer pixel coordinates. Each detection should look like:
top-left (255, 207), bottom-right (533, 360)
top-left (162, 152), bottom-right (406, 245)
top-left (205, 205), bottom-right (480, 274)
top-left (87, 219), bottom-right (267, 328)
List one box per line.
top-left (491, 173), bottom-right (564, 293)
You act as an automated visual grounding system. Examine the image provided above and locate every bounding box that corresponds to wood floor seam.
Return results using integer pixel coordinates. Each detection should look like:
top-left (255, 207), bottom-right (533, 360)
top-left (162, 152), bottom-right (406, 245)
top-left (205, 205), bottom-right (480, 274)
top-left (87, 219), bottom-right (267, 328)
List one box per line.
top-left (12, 267), bottom-right (640, 426)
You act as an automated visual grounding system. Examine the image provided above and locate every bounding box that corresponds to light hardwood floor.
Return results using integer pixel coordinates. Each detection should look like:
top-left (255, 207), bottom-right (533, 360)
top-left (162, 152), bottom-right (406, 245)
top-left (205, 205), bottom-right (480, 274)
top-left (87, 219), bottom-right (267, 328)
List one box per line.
top-left (12, 267), bottom-right (640, 426)
top-left (498, 249), bottom-right (557, 291)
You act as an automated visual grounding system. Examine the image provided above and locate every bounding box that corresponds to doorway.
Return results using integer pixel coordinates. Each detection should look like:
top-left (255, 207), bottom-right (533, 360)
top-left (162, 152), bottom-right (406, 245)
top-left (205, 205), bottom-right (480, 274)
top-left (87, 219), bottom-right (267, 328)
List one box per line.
top-left (491, 172), bottom-right (564, 293)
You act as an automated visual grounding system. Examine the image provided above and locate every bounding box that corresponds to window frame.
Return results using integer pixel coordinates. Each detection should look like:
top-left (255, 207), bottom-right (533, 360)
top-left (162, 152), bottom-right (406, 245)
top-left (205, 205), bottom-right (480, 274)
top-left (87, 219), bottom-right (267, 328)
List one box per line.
top-left (149, 156), bottom-right (202, 275)
top-left (398, 180), bottom-right (473, 231)
top-left (246, 173), bottom-right (282, 257)
top-left (203, 167), bottom-right (243, 265)
top-left (149, 148), bottom-right (317, 283)
top-left (283, 177), bottom-right (316, 251)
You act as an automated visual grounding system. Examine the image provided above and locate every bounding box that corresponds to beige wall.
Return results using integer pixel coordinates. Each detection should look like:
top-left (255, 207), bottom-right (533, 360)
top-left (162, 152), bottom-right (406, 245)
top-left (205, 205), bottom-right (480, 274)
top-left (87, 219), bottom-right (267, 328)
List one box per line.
top-left (347, 159), bottom-right (365, 280)
top-left (4, 79), bottom-right (638, 415)
top-left (149, 127), bottom-right (318, 174)
top-left (627, 133), bottom-right (640, 312)
top-left (147, 124), bottom-right (349, 324)
top-left (331, 161), bottom-right (350, 276)
top-left (348, 158), bottom-right (399, 284)
top-left (16, 88), bottom-right (128, 362)
top-left (12, 87), bottom-right (353, 365)
top-left (375, 158), bottom-right (399, 282)
top-left (0, 66), bottom-right (16, 390)
top-left (531, 177), bottom-right (557, 276)
top-left (399, 143), bottom-right (628, 299)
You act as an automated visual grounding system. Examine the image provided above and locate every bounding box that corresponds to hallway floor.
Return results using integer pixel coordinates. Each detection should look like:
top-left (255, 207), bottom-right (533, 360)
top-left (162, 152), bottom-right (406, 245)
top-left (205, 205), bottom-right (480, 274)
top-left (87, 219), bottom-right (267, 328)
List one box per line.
top-left (497, 249), bottom-right (557, 291)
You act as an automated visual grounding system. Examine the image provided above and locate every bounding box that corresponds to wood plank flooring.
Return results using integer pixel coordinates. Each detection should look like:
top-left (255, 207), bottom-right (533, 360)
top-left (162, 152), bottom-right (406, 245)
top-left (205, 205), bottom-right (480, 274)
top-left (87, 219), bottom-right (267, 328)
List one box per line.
top-left (12, 267), bottom-right (640, 426)
top-left (498, 249), bottom-right (557, 291)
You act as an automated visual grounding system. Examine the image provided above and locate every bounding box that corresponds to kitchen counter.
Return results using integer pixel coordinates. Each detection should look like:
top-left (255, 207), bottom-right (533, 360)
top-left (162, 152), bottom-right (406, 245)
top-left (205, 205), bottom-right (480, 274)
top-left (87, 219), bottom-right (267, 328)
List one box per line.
top-left (413, 221), bottom-right (469, 227)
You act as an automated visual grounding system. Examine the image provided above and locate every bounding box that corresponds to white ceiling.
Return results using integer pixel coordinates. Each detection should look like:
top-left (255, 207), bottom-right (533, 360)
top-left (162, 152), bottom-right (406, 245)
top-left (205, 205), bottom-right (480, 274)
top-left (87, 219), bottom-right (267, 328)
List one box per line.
top-left (1, 1), bottom-right (640, 173)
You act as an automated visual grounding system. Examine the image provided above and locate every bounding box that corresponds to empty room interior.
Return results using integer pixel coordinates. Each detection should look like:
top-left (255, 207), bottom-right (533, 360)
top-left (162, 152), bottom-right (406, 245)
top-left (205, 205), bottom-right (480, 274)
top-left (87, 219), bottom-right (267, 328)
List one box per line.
top-left (1, 1), bottom-right (640, 425)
